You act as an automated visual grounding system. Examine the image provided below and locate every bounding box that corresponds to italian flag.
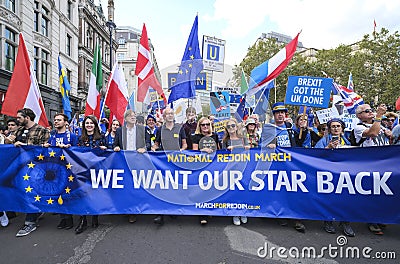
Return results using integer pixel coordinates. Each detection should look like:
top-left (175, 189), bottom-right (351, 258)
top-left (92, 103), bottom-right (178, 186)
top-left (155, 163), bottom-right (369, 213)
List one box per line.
top-left (85, 44), bottom-right (103, 118)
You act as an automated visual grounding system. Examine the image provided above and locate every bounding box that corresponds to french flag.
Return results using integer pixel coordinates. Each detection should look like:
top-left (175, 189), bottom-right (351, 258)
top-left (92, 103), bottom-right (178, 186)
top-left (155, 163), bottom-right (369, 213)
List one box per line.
top-left (2, 33), bottom-right (48, 127)
top-left (246, 32), bottom-right (301, 96)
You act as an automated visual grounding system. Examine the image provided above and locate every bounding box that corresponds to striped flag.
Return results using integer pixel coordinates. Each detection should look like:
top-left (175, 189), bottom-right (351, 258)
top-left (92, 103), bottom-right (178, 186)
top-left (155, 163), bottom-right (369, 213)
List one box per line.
top-left (136, 24), bottom-right (166, 105)
top-left (246, 32), bottom-right (300, 96)
top-left (1, 33), bottom-right (48, 127)
top-left (104, 63), bottom-right (128, 124)
top-left (58, 56), bottom-right (72, 119)
top-left (332, 82), bottom-right (364, 114)
top-left (85, 44), bottom-right (103, 118)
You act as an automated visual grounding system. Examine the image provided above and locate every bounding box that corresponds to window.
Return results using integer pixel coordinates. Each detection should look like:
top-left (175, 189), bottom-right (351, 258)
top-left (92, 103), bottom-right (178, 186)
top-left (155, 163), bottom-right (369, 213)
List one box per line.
top-left (66, 69), bottom-right (72, 83)
top-left (34, 2), bottom-right (50, 37)
top-left (33, 47), bottom-right (39, 79)
top-left (117, 53), bottom-right (125, 60)
top-left (66, 34), bottom-right (72, 56)
top-left (34, 47), bottom-right (50, 85)
top-left (5, 28), bottom-right (17, 71)
top-left (5, 0), bottom-right (16, 12)
top-left (41, 6), bottom-right (49, 37)
top-left (41, 50), bottom-right (50, 85)
top-left (67, 1), bottom-right (73, 20)
top-left (86, 28), bottom-right (93, 50)
top-left (118, 38), bottom-right (125, 47)
top-left (86, 69), bottom-right (91, 85)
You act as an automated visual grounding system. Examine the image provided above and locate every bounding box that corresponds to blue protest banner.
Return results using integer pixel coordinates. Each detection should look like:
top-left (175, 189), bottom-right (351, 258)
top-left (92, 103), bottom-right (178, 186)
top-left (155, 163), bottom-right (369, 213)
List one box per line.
top-left (285, 76), bottom-right (333, 108)
top-left (1, 144), bottom-right (400, 224)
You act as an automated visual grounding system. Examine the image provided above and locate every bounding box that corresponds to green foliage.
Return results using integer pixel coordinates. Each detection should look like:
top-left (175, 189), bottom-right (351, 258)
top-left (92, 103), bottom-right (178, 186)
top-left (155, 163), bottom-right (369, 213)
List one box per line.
top-left (235, 28), bottom-right (400, 109)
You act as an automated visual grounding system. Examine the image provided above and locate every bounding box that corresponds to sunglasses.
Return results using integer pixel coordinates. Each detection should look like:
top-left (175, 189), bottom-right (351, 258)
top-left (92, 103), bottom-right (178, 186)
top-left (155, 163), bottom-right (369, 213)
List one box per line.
top-left (200, 123), bottom-right (211, 127)
top-left (388, 119), bottom-right (395, 122)
top-left (226, 124), bottom-right (236, 129)
top-left (359, 109), bottom-right (374, 114)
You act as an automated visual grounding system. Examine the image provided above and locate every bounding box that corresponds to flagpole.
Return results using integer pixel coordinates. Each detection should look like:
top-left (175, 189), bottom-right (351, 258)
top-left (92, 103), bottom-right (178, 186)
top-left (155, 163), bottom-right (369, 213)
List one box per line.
top-left (100, 60), bottom-right (117, 121)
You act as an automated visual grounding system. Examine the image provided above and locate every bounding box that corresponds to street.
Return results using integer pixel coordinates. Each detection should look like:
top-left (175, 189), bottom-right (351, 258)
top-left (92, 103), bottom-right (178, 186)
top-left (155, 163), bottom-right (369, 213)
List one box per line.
top-left (0, 213), bottom-right (398, 264)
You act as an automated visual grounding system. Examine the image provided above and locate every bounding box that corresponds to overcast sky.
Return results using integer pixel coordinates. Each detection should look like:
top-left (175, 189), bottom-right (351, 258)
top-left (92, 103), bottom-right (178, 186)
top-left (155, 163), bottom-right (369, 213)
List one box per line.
top-left (99, 0), bottom-right (400, 71)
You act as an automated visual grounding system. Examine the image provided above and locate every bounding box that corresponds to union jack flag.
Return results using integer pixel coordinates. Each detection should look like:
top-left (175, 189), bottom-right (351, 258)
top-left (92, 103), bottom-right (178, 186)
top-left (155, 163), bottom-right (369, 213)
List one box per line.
top-left (332, 82), bottom-right (364, 114)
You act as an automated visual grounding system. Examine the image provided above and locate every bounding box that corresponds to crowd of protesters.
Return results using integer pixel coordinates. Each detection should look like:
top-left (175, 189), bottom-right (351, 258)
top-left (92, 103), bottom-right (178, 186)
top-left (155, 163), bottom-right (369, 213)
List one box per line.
top-left (0, 102), bottom-right (399, 238)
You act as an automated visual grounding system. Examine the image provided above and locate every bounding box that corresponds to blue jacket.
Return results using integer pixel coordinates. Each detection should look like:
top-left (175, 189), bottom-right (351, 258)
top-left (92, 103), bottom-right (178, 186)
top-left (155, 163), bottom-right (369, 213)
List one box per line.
top-left (315, 134), bottom-right (351, 148)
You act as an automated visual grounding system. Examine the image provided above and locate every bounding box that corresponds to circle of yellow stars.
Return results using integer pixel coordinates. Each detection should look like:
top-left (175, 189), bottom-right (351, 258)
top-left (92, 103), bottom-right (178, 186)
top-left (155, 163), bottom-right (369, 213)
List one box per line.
top-left (24, 150), bottom-right (74, 205)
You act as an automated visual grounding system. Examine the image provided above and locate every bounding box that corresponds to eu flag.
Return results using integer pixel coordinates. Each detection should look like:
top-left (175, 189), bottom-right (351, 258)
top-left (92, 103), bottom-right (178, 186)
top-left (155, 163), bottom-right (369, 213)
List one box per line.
top-left (58, 56), bottom-right (72, 120)
top-left (168, 15), bottom-right (203, 104)
top-left (253, 80), bottom-right (274, 120)
top-left (234, 95), bottom-right (249, 122)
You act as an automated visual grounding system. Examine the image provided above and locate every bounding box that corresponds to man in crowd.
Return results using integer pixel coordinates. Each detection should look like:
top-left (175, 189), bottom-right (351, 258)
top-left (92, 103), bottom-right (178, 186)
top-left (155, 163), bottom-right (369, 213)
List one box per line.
top-left (354, 104), bottom-right (391, 235)
top-left (43, 113), bottom-right (78, 230)
top-left (145, 114), bottom-right (158, 151)
top-left (182, 106), bottom-right (197, 150)
top-left (265, 102), bottom-right (305, 232)
top-left (113, 110), bottom-right (149, 223)
top-left (12, 108), bottom-right (50, 237)
top-left (4, 118), bottom-right (19, 144)
top-left (151, 107), bottom-right (187, 225)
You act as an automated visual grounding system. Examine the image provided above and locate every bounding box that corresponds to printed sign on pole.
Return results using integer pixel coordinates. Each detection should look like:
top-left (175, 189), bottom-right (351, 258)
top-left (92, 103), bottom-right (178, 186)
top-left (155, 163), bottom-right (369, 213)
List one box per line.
top-left (285, 76), bottom-right (333, 108)
top-left (202, 36), bottom-right (225, 72)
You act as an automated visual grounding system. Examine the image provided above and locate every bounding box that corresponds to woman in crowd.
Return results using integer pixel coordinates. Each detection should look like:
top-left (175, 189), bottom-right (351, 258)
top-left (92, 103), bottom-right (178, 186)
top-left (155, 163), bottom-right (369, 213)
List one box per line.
top-left (245, 118), bottom-right (260, 148)
top-left (192, 116), bottom-right (221, 153)
top-left (105, 119), bottom-right (121, 149)
top-left (294, 115), bottom-right (321, 147)
top-left (192, 117), bottom-right (221, 225)
top-left (314, 118), bottom-right (355, 237)
top-left (76, 115), bottom-right (107, 234)
top-left (222, 118), bottom-right (250, 151)
top-left (145, 115), bottom-right (158, 151)
top-left (222, 118), bottom-right (249, 226)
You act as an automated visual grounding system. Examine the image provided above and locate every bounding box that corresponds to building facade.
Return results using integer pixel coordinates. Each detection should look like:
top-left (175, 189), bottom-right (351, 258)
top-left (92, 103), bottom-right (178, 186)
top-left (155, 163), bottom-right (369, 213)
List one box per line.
top-left (0, 0), bottom-right (118, 125)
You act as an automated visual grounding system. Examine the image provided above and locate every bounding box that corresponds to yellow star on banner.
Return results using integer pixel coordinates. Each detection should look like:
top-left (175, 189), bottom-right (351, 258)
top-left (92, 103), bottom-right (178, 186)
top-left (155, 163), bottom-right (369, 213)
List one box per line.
top-left (23, 174), bottom-right (30, 180)
top-left (60, 154), bottom-right (66, 161)
top-left (189, 63), bottom-right (192, 68)
top-left (66, 163), bottom-right (72, 169)
top-left (65, 187), bottom-right (71, 194)
top-left (34, 195), bottom-right (41, 202)
top-left (49, 150), bottom-right (56, 157)
top-left (68, 175), bottom-right (74, 182)
top-left (25, 186), bottom-right (33, 193)
top-left (27, 162), bottom-right (35, 168)
top-left (190, 55), bottom-right (194, 60)
top-left (47, 197), bottom-right (54, 204)
top-left (37, 154), bottom-right (44, 160)
top-left (179, 69), bottom-right (183, 74)
top-left (189, 47), bottom-right (192, 51)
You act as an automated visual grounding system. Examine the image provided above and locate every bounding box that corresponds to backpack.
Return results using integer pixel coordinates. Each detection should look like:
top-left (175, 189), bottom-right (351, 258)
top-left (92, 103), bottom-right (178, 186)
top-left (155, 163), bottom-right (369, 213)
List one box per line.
top-left (349, 123), bottom-right (367, 146)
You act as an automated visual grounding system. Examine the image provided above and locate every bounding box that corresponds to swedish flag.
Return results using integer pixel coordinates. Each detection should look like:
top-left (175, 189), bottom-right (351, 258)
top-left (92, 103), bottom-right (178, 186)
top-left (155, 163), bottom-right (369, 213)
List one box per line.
top-left (58, 56), bottom-right (72, 120)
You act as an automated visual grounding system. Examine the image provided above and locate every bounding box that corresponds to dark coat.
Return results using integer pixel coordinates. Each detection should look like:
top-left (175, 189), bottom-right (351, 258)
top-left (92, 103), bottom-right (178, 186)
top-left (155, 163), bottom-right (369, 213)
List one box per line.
top-left (113, 124), bottom-right (150, 150)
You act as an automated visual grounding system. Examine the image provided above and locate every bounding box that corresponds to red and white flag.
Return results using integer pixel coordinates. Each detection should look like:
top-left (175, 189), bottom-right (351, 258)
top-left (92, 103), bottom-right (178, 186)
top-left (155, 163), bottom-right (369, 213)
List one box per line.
top-left (2, 33), bottom-right (48, 127)
top-left (135, 24), bottom-right (166, 105)
top-left (105, 63), bottom-right (128, 124)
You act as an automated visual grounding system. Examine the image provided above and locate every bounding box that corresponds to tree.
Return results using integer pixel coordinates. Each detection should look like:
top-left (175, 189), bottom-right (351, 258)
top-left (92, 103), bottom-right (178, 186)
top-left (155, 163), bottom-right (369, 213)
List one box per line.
top-left (235, 28), bottom-right (400, 109)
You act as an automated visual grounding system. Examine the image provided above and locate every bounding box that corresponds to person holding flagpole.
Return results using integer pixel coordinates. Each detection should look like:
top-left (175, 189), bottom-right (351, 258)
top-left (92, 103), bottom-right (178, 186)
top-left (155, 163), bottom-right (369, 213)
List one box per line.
top-left (14, 108), bottom-right (50, 237)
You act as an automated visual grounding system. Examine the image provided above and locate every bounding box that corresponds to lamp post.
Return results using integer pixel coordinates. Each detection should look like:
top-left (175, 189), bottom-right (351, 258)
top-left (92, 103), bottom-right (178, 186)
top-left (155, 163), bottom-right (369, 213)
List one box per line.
top-left (105, 20), bottom-right (116, 70)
